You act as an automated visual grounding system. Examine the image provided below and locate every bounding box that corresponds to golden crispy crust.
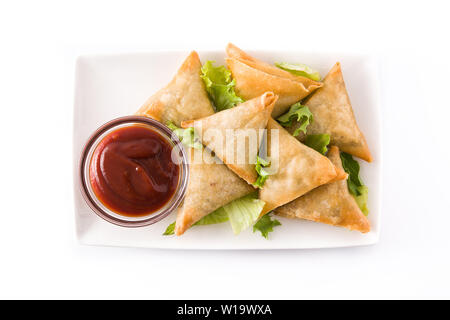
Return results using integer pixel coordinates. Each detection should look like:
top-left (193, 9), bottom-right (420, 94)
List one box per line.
top-left (181, 92), bottom-right (277, 185)
top-left (225, 44), bottom-right (322, 118)
top-left (226, 43), bottom-right (256, 62)
top-left (275, 146), bottom-right (370, 233)
top-left (296, 62), bottom-right (372, 162)
top-left (327, 164), bottom-right (348, 183)
top-left (175, 148), bottom-right (255, 235)
top-left (135, 51), bottom-right (215, 126)
top-left (181, 119), bottom-right (194, 128)
top-left (259, 119), bottom-right (339, 215)
top-left (226, 43), bottom-right (320, 86)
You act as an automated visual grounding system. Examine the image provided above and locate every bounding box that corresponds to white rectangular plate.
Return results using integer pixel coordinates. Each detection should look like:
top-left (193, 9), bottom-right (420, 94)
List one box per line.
top-left (73, 50), bottom-right (381, 249)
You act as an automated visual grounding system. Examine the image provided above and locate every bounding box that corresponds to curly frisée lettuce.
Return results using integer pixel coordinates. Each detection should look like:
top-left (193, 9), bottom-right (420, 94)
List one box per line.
top-left (275, 62), bottom-right (321, 81)
top-left (166, 121), bottom-right (202, 149)
top-left (200, 60), bottom-right (243, 112)
top-left (253, 156), bottom-right (271, 189)
top-left (276, 102), bottom-right (313, 136)
top-left (253, 213), bottom-right (281, 239)
top-left (340, 152), bottom-right (369, 215)
top-left (304, 134), bottom-right (330, 155)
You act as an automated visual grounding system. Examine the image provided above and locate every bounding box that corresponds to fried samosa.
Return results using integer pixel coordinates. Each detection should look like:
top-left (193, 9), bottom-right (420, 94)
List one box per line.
top-left (225, 43), bottom-right (322, 117)
top-left (175, 148), bottom-right (255, 235)
top-left (181, 92), bottom-right (277, 185)
top-left (290, 62), bottom-right (372, 162)
top-left (275, 146), bottom-right (370, 233)
top-left (259, 118), bottom-right (343, 215)
top-left (136, 51), bottom-right (215, 126)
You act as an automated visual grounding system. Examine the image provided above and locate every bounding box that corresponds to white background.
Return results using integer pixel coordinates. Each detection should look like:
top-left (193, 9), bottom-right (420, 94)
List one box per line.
top-left (1, 0), bottom-right (449, 299)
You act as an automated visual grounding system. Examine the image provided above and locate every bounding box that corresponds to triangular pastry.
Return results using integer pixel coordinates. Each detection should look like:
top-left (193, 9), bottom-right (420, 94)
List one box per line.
top-left (136, 51), bottom-right (215, 126)
top-left (225, 43), bottom-right (322, 117)
top-left (275, 146), bottom-right (370, 233)
top-left (259, 118), bottom-right (341, 215)
top-left (181, 92), bottom-right (277, 185)
top-left (290, 62), bottom-right (372, 162)
top-left (175, 148), bottom-right (255, 235)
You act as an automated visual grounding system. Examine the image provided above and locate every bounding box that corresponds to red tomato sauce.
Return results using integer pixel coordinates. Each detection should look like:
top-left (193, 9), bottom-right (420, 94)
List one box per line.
top-left (89, 125), bottom-right (179, 217)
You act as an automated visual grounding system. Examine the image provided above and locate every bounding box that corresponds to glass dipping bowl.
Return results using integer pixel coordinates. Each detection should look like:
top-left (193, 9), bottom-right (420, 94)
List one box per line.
top-left (79, 116), bottom-right (189, 227)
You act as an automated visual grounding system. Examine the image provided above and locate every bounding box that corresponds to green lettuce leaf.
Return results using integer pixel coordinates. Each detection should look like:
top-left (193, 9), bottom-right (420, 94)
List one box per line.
top-left (225, 192), bottom-right (266, 235)
top-left (354, 185), bottom-right (369, 216)
top-left (194, 207), bottom-right (229, 225)
top-left (253, 213), bottom-right (282, 239)
top-left (253, 156), bottom-right (271, 189)
top-left (276, 103), bottom-right (313, 136)
top-left (201, 60), bottom-right (243, 111)
top-left (340, 152), bottom-right (369, 215)
top-left (162, 208), bottom-right (229, 236)
top-left (166, 121), bottom-right (202, 149)
top-left (163, 192), bottom-right (266, 236)
top-left (340, 152), bottom-right (363, 195)
top-left (304, 134), bottom-right (330, 155)
top-left (275, 62), bottom-right (321, 81)
top-left (162, 222), bottom-right (176, 235)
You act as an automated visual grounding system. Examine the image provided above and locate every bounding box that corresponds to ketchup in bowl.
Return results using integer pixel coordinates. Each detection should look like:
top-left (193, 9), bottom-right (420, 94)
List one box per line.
top-left (79, 116), bottom-right (188, 227)
top-left (89, 125), bottom-right (179, 217)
